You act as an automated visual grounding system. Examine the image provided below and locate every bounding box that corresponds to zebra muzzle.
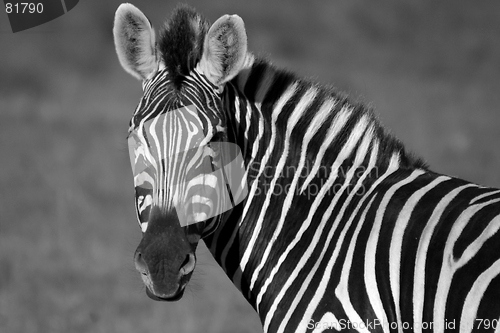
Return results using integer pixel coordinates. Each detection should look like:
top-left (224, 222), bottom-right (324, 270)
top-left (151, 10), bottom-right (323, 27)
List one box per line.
top-left (134, 250), bottom-right (196, 301)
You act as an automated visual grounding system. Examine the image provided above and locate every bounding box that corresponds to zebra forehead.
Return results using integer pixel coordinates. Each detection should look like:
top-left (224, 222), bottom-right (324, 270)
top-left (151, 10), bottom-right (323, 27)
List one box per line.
top-left (132, 105), bottom-right (210, 151)
top-left (158, 4), bottom-right (210, 88)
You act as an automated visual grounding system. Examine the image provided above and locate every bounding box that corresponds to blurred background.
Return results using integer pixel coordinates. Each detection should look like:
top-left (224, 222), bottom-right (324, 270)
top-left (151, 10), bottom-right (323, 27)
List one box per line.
top-left (1, 0), bottom-right (499, 332)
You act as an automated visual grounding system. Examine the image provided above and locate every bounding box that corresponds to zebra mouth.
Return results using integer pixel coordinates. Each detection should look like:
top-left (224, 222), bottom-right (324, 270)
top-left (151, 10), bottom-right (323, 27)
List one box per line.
top-left (146, 286), bottom-right (185, 302)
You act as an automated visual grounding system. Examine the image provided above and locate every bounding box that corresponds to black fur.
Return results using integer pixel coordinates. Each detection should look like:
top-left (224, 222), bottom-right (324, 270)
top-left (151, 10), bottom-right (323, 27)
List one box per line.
top-left (158, 4), bottom-right (209, 89)
top-left (240, 58), bottom-right (428, 171)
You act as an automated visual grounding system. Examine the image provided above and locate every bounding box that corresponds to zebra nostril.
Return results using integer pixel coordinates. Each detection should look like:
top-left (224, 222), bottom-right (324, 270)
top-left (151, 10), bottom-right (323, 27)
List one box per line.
top-left (180, 253), bottom-right (196, 276)
top-left (134, 251), bottom-right (148, 275)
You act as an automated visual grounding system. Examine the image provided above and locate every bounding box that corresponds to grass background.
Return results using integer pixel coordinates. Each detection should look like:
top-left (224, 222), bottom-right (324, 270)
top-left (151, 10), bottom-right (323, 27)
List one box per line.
top-left (1, 0), bottom-right (500, 332)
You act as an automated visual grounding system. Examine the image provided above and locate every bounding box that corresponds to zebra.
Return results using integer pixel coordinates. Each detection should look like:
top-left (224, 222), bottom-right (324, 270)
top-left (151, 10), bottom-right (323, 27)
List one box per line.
top-left (113, 3), bottom-right (500, 333)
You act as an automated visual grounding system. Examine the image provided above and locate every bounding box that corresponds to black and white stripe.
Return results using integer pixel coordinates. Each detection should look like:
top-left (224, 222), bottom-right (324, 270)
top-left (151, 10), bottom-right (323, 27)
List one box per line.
top-left (202, 57), bottom-right (500, 332)
top-left (128, 68), bottom-right (230, 233)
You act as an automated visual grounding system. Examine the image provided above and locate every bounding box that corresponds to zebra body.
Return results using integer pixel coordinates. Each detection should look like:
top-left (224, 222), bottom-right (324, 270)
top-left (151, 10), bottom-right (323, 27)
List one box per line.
top-left (113, 4), bottom-right (500, 332)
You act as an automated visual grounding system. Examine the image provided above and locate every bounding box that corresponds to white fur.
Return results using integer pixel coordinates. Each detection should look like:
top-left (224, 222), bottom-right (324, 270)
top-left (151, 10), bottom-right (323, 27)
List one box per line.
top-left (113, 3), bottom-right (158, 80)
top-left (197, 14), bottom-right (248, 85)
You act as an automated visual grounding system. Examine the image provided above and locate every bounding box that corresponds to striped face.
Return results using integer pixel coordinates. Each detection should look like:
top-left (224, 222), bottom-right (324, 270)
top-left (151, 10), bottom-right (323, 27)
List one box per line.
top-left (128, 69), bottom-right (247, 236)
top-left (126, 68), bottom-right (247, 300)
top-left (128, 104), bottom-right (213, 232)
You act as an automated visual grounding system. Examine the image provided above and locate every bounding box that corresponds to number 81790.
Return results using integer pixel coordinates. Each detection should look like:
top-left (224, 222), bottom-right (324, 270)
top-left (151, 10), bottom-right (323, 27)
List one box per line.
top-left (5, 3), bottom-right (43, 14)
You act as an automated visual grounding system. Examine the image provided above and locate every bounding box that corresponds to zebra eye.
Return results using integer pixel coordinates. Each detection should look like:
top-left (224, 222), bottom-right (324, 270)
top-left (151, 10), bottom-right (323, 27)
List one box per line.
top-left (214, 85), bottom-right (224, 95)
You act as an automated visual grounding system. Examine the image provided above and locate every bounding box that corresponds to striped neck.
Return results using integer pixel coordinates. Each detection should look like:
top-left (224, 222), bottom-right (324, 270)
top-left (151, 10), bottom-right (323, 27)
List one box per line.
top-left (203, 55), bottom-right (427, 308)
top-left (227, 56), bottom-right (425, 171)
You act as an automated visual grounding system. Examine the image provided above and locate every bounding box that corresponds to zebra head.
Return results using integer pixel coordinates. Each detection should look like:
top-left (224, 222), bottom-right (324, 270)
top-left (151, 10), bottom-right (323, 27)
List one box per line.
top-left (113, 3), bottom-right (248, 301)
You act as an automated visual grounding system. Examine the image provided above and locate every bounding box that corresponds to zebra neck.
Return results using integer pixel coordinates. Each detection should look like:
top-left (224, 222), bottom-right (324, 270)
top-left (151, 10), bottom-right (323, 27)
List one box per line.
top-left (204, 56), bottom-right (427, 309)
top-left (226, 56), bottom-right (426, 178)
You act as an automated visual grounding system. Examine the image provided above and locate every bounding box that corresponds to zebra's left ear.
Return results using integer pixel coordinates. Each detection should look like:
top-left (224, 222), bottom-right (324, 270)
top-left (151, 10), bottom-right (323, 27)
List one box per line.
top-left (198, 14), bottom-right (247, 86)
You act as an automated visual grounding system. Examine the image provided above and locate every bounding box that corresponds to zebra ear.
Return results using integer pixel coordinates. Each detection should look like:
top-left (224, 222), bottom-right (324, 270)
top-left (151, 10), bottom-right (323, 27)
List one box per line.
top-left (113, 3), bottom-right (158, 80)
top-left (198, 14), bottom-right (247, 85)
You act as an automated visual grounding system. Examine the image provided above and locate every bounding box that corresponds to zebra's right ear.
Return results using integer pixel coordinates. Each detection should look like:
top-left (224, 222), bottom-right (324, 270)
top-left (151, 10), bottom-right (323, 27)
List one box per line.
top-left (113, 3), bottom-right (158, 81)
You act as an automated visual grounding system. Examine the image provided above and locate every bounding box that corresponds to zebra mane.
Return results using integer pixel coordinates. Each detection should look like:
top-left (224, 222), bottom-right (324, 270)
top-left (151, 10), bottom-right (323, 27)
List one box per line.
top-left (157, 6), bottom-right (426, 170)
top-left (235, 58), bottom-right (428, 170)
top-left (158, 4), bottom-right (209, 89)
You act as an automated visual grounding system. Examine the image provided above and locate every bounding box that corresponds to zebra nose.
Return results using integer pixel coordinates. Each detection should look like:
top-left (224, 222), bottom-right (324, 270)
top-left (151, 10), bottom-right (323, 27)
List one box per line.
top-left (134, 251), bottom-right (148, 275)
top-left (179, 253), bottom-right (196, 276)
